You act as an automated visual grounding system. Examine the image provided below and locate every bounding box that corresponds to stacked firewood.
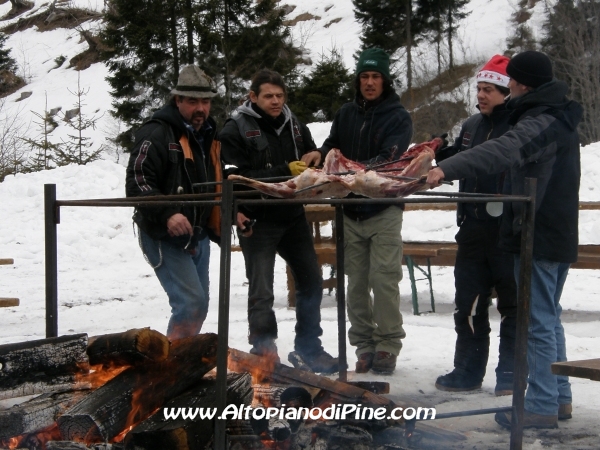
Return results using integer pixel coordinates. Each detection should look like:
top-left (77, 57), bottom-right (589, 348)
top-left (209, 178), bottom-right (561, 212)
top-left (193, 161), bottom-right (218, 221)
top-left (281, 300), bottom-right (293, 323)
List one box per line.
top-left (0, 329), bottom-right (232, 449)
top-left (1, 331), bottom-right (468, 450)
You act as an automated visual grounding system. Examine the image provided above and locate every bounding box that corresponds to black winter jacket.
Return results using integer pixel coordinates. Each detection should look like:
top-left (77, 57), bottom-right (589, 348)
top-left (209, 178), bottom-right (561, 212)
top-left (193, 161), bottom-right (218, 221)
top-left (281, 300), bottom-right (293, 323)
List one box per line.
top-left (219, 101), bottom-right (317, 222)
top-left (319, 92), bottom-right (413, 220)
top-left (438, 80), bottom-right (582, 262)
top-left (436, 103), bottom-right (512, 225)
top-left (125, 103), bottom-right (218, 248)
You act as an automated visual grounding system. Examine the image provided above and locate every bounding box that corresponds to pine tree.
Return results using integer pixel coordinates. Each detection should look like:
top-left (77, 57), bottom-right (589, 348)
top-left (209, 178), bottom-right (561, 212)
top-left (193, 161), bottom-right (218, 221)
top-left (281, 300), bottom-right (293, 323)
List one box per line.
top-left (22, 94), bottom-right (61, 172)
top-left (197, 0), bottom-right (300, 121)
top-left (102, 0), bottom-right (300, 143)
top-left (101, 0), bottom-right (181, 147)
top-left (352, 0), bottom-right (435, 95)
top-left (287, 48), bottom-right (353, 123)
top-left (0, 33), bottom-right (16, 72)
top-left (542, 0), bottom-right (600, 145)
top-left (54, 74), bottom-right (103, 166)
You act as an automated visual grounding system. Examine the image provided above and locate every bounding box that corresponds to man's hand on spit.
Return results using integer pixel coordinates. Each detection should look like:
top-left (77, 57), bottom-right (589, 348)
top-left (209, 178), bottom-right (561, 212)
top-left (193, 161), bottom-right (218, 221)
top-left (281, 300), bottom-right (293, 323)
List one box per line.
top-left (167, 213), bottom-right (193, 237)
top-left (427, 167), bottom-right (446, 187)
top-left (301, 150), bottom-right (322, 168)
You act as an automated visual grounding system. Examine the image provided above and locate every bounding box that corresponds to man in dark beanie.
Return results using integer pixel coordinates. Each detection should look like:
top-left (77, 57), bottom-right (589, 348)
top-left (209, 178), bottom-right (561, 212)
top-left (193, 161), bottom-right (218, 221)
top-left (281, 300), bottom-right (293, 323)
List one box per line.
top-left (428, 50), bottom-right (582, 429)
top-left (303, 48), bottom-right (413, 375)
top-left (126, 65), bottom-right (222, 340)
top-left (506, 50), bottom-right (553, 89)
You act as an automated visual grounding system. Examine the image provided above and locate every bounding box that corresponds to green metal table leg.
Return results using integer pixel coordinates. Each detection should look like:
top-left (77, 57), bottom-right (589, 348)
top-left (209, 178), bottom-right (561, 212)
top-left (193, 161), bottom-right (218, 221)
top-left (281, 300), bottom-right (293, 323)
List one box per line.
top-left (427, 257), bottom-right (435, 312)
top-left (405, 255), bottom-right (419, 315)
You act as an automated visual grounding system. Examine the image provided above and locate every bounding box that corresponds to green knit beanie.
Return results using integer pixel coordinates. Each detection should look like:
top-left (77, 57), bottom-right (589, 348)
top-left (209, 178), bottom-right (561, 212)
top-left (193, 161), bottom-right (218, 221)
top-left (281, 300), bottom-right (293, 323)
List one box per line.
top-left (356, 48), bottom-right (391, 80)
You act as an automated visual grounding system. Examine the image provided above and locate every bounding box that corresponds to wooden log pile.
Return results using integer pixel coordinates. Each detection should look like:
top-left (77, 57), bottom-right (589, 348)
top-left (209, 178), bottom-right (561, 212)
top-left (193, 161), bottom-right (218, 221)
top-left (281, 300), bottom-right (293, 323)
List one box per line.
top-left (0, 329), bottom-right (221, 449)
top-left (0, 330), bottom-right (466, 450)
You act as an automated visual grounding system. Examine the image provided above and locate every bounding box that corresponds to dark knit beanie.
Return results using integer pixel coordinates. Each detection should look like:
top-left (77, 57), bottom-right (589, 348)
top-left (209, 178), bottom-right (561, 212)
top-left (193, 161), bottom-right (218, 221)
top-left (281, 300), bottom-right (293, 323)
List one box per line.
top-left (356, 48), bottom-right (391, 80)
top-left (506, 51), bottom-right (553, 88)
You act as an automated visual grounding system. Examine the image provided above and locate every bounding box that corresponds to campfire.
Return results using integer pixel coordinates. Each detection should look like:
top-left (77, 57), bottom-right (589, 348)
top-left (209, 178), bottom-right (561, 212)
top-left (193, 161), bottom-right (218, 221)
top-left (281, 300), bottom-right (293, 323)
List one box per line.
top-left (0, 329), bottom-right (463, 449)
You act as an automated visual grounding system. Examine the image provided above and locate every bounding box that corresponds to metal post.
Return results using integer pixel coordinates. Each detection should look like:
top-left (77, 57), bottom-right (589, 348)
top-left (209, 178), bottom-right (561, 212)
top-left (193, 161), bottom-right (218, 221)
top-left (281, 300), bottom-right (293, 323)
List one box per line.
top-left (510, 178), bottom-right (536, 450)
top-left (335, 205), bottom-right (347, 381)
top-left (44, 184), bottom-right (59, 338)
top-left (214, 180), bottom-right (233, 450)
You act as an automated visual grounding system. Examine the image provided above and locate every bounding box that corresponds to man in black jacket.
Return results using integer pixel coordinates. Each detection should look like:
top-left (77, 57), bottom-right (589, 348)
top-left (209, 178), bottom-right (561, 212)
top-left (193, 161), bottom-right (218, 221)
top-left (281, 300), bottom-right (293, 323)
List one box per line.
top-left (126, 65), bottom-right (221, 340)
top-left (220, 69), bottom-right (338, 374)
top-left (428, 51), bottom-right (582, 429)
top-left (434, 55), bottom-right (517, 396)
top-left (305, 48), bottom-right (413, 375)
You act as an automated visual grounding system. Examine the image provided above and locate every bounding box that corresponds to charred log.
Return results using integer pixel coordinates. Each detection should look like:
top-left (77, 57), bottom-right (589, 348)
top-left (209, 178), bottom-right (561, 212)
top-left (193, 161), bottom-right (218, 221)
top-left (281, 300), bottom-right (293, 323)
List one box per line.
top-left (0, 334), bottom-right (90, 400)
top-left (86, 328), bottom-right (170, 367)
top-left (123, 372), bottom-right (252, 450)
top-left (0, 391), bottom-right (89, 440)
top-left (228, 348), bottom-right (466, 443)
top-left (57, 333), bottom-right (218, 443)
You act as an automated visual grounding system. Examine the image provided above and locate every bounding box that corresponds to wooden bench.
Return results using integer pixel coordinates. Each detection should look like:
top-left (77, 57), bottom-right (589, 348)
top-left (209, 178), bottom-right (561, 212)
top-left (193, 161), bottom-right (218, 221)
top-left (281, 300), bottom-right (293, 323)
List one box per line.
top-left (0, 258), bottom-right (19, 308)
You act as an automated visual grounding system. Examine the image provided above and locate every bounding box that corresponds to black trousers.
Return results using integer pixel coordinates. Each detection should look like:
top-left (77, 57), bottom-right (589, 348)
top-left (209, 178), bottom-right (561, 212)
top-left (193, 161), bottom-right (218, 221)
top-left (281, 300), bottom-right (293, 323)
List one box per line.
top-left (452, 218), bottom-right (517, 382)
top-left (238, 217), bottom-right (324, 356)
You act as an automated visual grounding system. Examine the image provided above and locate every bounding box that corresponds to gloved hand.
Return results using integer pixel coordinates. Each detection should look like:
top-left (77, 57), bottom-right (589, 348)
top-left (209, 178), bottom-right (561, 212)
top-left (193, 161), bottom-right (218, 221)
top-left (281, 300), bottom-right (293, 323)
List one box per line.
top-left (288, 160), bottom-right (308, 176)
top-left (431, 133), bottom-right (449, 148)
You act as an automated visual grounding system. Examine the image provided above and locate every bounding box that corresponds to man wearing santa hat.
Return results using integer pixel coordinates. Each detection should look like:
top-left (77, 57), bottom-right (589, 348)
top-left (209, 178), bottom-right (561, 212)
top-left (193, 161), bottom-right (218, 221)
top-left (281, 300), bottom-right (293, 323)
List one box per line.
top-left (434, 54), bottom-right (517, 396)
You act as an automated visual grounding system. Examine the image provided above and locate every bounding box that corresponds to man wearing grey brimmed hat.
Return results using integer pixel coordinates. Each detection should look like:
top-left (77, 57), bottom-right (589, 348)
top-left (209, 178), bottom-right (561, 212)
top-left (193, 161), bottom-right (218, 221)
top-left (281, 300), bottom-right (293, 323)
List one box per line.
top-left (428, 51), bottom-right (582, 429)
top-left (126, 65), bottom-right (222, 340)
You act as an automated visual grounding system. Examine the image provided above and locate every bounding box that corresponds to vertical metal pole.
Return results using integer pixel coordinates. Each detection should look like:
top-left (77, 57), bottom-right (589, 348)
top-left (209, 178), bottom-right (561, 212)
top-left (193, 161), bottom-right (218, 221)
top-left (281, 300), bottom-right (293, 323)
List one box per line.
top-left (215, 181), bottom-right (233, 450)
top-left (44, 184), bottom-right (58, 338)
top-left (510, 178), bottom-right (536, 450)
top-left (335, 205), bottom-right (347, 382)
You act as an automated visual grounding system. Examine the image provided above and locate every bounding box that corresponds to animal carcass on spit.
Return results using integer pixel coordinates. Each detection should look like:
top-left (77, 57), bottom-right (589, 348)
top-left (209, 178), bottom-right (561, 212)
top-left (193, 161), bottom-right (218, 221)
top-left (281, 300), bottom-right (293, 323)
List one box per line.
top-left (227, 137), bottom-right (444, 199)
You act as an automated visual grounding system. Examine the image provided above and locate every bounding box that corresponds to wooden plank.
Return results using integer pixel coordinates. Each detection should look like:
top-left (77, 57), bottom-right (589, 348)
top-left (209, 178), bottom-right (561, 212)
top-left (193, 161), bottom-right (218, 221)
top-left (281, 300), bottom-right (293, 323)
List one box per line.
top-left (580, 201), bottom-right (600, 210)
top-left (551, 359), bottom-right (600, 381)
top-left (0, 298), bottom-right (19, 307)
top-left (0, 258), bottom-right (14, 265)
top-left (405, 203), bottom-right (456, 211)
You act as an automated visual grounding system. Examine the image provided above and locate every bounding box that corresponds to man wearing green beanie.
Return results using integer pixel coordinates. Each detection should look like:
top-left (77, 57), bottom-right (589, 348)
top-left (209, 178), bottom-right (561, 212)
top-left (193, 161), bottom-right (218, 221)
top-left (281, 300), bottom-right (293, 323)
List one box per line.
top-left (303, 47), bottom-right (413, 375)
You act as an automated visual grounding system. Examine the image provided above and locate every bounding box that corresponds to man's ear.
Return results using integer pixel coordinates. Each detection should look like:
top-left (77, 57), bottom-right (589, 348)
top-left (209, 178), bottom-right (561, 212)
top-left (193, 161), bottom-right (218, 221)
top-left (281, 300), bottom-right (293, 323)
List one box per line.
top-left (249, 91), bottom-right (258, 103)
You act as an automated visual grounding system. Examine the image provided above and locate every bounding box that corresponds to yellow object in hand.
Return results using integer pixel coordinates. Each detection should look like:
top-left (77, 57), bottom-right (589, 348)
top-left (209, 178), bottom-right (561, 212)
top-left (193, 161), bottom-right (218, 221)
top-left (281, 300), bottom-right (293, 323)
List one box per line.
top-left (288, 160), bottom-right (308, 176)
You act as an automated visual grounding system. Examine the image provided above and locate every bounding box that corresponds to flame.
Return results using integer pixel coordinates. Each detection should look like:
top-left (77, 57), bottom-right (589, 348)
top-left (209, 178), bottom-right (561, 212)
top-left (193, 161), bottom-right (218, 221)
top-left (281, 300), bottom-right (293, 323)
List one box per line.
top-left (1, 424), bottom-right (61, 450)
top-left (77, 363), bottom-right (129, 389)
top-left (111, 387), bottom-right (160, 443)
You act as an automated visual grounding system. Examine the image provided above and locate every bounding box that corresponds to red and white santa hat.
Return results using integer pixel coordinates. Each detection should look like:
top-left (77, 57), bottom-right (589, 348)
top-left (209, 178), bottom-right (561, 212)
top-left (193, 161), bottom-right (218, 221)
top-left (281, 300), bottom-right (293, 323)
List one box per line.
top-left (476, 54), bottom-right (510, 88)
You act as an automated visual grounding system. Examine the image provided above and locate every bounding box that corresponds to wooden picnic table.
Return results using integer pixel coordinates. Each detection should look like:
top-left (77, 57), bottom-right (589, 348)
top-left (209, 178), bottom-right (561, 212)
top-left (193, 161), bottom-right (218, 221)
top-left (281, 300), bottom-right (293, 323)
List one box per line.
top-left (551, 359), bottom-right (600, 382)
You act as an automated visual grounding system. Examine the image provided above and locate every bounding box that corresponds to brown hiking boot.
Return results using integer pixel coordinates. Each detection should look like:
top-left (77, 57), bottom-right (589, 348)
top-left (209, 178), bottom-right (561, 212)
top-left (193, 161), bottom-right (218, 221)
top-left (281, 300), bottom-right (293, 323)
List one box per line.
top-left (355, 352), bottom-right (375, 373)
top-left (371, 351), bottom-right (397, 375)
top-left (495, 410), bottom-right (558, 429)
top-left (558, 403), bottom-right (572, 420)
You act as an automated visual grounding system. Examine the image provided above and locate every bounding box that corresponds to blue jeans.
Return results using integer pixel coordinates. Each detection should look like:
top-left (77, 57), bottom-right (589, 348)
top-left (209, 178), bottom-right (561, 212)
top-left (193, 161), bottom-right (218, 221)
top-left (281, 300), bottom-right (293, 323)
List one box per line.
top-left (515, 255), bottom-right (572, 416)
top-left (238, 217), bottom-right (324, 356)
top-left (139, 229), bottom-right (210, 340)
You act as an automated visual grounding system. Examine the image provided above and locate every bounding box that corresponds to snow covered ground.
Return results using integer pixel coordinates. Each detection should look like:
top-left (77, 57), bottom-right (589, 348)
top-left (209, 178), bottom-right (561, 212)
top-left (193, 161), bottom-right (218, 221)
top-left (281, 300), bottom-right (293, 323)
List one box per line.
top-left (2, 0), bottom-right (600, 447)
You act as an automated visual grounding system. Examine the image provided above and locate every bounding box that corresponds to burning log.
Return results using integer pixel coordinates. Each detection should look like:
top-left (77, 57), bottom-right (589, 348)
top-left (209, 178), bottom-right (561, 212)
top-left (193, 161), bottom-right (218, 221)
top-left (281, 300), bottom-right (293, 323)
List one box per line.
top-left (0, 391), bottom-right (89, 440)
top-left (228, 348), bottom-right (466, 443)
top-left (123, 372), bottom-right (252, 450)
top-left (0, 334), bottom-right (90, 401)
top-left (86, 328), bottom-right (170, 367)
top-left (57, 333), bottom-right (218, 443)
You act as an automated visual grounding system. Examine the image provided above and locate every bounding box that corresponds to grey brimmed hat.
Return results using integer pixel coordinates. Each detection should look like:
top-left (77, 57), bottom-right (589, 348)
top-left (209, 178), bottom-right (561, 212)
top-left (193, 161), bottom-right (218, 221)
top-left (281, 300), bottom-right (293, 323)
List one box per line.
top-left (171, 65), bottom-right (218, 98)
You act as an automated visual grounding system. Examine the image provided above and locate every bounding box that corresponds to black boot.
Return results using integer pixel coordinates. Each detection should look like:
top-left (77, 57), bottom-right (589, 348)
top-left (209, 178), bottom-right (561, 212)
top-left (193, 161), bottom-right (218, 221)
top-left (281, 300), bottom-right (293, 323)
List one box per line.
top-left (495, 315), bottom-right (516, 395)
